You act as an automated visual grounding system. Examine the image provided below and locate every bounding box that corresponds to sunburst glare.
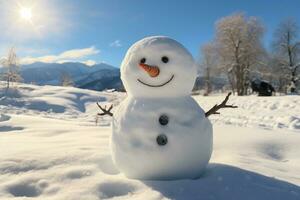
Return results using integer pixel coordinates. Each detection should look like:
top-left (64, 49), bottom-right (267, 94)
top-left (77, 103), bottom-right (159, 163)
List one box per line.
top-left (19, 7), bottom-right (32, 21)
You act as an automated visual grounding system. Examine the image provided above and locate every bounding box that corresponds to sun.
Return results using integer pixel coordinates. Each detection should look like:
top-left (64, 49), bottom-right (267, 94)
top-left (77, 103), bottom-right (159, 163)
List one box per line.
top-left (19, 7), bottom-right (32, 21)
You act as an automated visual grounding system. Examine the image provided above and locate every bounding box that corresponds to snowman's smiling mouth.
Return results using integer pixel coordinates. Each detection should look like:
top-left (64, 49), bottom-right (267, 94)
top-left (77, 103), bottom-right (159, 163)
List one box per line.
top-left (137, 75), bottom-right (174, 87)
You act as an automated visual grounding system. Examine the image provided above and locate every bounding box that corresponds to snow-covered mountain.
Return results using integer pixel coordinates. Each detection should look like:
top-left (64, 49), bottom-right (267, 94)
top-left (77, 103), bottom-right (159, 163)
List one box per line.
top-left (18, 62), bottom-right (122, 91)
top-left (75, 69), bottom-right (121, 91)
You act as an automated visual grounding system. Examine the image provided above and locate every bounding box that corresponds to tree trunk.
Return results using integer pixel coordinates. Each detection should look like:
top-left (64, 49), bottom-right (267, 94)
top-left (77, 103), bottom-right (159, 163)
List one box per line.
top-left (205, 67), bottom-right (211, 95)
top-left (6, 76), bottom-right (10, 90)
top-left (235, 64), bottom-right (244, 96)
top-left (227, 72), bottom-right (235, 94)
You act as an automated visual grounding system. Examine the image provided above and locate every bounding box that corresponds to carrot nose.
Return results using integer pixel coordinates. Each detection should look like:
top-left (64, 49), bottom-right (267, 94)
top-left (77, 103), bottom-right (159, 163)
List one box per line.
top-left (139, 63), bottom-right (160, 77)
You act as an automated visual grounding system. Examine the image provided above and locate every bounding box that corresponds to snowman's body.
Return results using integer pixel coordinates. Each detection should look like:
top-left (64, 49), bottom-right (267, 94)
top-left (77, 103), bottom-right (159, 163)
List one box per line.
top-left (110, 36), bottom-right (213, 180)
top-left (112, 96), bottom-right (212, 179)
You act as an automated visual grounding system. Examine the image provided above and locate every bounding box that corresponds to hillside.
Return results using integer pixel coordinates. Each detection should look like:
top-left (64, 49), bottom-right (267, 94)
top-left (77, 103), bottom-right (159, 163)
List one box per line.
top-left (0, 83), bottom-right (299, 200)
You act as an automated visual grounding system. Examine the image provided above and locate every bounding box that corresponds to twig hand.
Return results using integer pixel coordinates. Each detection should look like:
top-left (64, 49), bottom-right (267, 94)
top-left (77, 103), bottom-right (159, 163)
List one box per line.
top-left (97, 102), bottom-right (113, 117)
top-left (205, 92), bottom-right (237, 117)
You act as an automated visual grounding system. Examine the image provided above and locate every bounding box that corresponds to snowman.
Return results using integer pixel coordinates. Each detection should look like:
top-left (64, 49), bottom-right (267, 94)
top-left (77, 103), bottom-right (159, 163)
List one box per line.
top-left (97, 36), bottom-right (236, 180)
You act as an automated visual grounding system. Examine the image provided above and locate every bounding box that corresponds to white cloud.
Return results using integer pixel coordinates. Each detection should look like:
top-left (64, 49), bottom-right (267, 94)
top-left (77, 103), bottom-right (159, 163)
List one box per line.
top-left (59, 47), bottom-right (99, 59)
top-left (20, 46), bottom-right (100, 65)
top-left (109, 40), bottom-right (122, 47)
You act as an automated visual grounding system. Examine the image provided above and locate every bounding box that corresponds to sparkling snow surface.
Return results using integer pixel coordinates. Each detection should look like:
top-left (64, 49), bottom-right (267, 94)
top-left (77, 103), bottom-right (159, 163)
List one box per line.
top-left (0, 84), bottom-right (299, 200)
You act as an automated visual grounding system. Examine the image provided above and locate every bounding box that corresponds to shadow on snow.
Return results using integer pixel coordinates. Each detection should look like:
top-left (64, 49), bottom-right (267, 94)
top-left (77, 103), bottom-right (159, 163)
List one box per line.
top-left (143, 163), bottom-right (300, 200)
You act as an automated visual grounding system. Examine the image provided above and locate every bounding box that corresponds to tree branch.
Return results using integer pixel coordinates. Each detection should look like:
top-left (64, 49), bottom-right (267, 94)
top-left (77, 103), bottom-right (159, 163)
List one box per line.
top-left (97, 102), bottom-right (113, 117)
top-left (205, 92), bottom-right (238, 117)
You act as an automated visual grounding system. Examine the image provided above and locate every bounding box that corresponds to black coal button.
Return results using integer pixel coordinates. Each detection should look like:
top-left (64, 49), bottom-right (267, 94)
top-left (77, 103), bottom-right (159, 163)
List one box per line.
top-left (159, 114), bottom-right (169, 126)
top-left (157, 134), bottom-right (168, 146)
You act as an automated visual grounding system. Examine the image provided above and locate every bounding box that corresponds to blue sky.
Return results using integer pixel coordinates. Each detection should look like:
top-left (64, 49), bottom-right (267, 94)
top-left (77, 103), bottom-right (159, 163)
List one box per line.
top-left (0, 0), bottom-right (299, 67)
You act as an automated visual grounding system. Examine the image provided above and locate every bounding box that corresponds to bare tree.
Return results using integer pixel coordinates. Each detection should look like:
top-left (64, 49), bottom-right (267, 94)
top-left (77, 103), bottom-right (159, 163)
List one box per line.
top-left (60, 72), bottom-right (73, 87)
top-left (0, 47), bottom-right (22, 90)
top-left (269, 56), bottom-right (289, 93)
top-left (214, 13), bottom-right (265, 95)
top-left (272, 19), bottom-right (300, 93)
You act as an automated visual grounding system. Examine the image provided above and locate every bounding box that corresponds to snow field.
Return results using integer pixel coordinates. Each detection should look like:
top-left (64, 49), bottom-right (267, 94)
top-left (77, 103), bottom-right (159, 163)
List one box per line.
top-left (194, 94), bottom-right (300, 131)
top-left (0, 83), bottom-right (299, 199)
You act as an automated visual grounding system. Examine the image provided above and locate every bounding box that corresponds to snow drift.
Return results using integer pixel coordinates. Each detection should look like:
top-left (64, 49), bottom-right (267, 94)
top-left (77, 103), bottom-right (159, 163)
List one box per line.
top-left (0, 83), bottom-right (299, 199)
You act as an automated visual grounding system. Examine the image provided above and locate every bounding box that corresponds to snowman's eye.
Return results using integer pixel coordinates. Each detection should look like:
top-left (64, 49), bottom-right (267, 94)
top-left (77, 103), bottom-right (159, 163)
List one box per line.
top-left (140, 58), bottom-right (146, 64)
top-left (161, 56), bottom-right (169, 63)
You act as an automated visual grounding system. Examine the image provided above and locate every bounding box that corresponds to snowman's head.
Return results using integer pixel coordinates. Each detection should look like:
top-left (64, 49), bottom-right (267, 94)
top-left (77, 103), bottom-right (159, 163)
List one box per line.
top-left (121, 36), bottom-right (197, 98)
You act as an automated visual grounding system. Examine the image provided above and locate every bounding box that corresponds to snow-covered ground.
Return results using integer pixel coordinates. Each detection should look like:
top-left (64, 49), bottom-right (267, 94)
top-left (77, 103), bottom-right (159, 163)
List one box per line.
top-left (194, 94), bottom-right (300, 131)
top-left (0, 83), bottom-right (299, 200)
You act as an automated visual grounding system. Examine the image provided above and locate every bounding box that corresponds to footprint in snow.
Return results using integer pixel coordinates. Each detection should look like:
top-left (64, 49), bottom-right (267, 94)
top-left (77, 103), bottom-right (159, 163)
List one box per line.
top-left (64, 169), bottom-right (93, 179)
top-left (0, 125), bottom-right (23, 132)
top-left (7, 179), bottom-right (49, 197)
top-left (258, 142), bottom-right (286, 161)
top-left (97, 182), bottom-right (135, 199)
top-left (0, 114), bottom-right (11, 122)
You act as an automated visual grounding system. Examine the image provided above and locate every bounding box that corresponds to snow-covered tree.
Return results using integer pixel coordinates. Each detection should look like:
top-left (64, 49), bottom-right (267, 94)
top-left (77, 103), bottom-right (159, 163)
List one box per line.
top-left (272, 19), bottom-right (300, 93)
top-left (214, 13), bottom-right (265, 95)
top-left (0, 47), bottom-right (22, 90)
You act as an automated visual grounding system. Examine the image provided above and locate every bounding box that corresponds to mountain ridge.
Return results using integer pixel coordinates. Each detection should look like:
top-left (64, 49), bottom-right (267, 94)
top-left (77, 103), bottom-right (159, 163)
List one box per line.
top-left (16, 61), bottom-right (122, 91)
